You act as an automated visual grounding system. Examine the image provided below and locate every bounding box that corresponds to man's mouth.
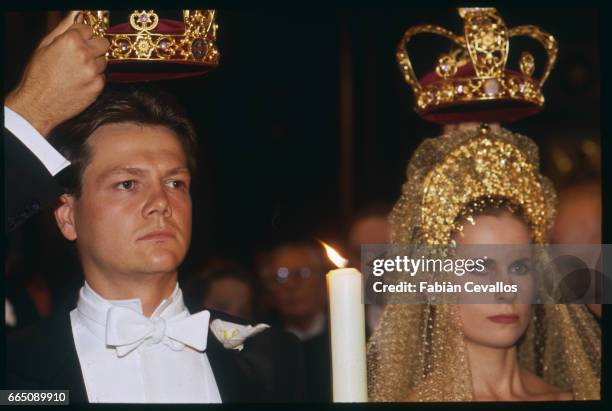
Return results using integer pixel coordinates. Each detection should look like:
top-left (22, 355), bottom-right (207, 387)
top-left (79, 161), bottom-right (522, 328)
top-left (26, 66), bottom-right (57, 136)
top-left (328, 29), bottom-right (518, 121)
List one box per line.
top-left (137, 229), bottom-right (175, 241)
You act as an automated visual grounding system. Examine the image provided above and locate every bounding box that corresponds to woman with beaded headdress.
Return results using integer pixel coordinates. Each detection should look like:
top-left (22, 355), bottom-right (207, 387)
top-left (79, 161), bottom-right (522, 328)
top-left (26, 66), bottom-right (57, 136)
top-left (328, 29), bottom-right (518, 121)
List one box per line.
top-left (366, 8), bottom-right (601, 401)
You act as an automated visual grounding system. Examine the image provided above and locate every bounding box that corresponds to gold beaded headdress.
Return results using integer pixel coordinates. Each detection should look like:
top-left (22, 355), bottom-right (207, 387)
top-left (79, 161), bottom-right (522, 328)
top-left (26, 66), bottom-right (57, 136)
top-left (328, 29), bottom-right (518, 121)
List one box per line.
top-left (390, 125), bottom-right (556, 245)
top-left (83, 10), bottom-right (219, 82)
top-left (397, 7), bottom-right (558, 123)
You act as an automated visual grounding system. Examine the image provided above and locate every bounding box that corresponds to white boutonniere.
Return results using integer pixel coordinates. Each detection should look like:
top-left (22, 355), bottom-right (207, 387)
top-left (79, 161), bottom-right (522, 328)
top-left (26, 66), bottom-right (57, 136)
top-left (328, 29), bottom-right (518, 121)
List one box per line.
top-left (210, 319), bottom-right (270, 351)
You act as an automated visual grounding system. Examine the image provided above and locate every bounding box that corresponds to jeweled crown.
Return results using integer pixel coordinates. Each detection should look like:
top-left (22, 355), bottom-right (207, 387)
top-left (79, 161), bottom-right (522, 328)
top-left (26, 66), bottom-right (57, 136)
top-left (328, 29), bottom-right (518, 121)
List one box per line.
top-left (83, 10), bottom-right (219, 81)
top-left (397, 8), bottom-right (558, 123)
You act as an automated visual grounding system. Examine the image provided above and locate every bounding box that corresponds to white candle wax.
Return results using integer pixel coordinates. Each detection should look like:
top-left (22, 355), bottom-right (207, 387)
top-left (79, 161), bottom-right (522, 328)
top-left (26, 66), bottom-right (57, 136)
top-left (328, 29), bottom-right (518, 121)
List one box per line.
top-left (327, 267), bottom-right (368, 402)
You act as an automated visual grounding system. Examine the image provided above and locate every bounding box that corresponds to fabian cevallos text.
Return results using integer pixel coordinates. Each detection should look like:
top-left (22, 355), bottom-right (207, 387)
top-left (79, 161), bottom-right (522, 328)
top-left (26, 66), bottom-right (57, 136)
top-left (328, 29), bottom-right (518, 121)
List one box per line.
top-left (373, 281), bottom-right (518, 294)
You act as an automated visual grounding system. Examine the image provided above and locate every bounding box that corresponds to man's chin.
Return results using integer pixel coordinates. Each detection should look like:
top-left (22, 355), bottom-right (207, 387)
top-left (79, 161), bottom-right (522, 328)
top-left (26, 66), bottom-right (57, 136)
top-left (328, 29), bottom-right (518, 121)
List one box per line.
top-left (140, 250), bottom-right (184, 274)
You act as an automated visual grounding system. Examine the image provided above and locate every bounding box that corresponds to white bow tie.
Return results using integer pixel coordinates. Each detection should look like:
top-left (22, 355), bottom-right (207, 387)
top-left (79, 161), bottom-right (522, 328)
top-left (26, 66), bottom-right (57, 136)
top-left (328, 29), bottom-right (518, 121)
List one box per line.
top-left (105, 305), bottom-right (210, 357)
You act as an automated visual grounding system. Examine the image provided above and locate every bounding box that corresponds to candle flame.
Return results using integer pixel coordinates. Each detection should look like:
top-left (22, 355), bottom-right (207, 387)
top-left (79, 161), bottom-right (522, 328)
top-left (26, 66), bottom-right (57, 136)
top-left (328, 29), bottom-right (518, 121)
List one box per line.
top-left (319, 240), bottom-right (349, 268)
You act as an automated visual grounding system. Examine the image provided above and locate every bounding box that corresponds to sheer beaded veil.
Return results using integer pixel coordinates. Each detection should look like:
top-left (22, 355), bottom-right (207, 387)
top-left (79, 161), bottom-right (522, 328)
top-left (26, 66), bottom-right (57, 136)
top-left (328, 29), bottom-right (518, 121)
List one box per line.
top-left (366, 126), bottom-right (601, 401)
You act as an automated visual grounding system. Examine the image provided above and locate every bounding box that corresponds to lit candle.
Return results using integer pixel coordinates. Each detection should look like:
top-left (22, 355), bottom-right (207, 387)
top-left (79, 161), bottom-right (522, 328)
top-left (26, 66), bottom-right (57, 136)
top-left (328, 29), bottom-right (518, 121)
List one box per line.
top-left (321, 241), bottom-right (368, 402)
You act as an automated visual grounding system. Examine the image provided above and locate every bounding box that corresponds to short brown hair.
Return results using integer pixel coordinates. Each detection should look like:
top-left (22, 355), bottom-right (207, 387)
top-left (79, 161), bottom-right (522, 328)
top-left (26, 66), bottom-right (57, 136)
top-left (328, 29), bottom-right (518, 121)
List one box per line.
top-left (49, 85), bottom-right (197, 197)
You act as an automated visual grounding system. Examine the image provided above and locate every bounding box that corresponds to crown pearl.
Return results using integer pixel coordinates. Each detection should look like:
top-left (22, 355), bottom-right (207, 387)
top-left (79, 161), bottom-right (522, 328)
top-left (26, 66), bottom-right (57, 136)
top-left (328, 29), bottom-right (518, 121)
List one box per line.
top-left (158, 38), bottom-right (170, 51)
top-left (484, 78), bottom-right (500, 96)
top-left (117, 38), bottom-right (130, 53)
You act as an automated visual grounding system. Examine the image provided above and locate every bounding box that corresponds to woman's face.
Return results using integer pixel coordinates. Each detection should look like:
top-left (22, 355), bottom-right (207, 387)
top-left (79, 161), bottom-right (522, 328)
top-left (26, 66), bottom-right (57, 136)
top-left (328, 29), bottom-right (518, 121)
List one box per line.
top-left (455, 211), bottom-right (534, 349)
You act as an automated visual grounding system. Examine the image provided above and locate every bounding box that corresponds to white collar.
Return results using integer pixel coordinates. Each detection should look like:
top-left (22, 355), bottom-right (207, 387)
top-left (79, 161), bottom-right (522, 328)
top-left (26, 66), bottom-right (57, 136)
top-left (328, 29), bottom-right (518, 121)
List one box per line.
top-left (76, 281), bottom-right (187, 341)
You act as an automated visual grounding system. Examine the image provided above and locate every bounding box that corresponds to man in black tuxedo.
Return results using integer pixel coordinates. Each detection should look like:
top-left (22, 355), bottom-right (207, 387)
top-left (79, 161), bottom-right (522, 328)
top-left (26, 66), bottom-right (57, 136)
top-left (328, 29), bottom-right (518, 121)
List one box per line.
top-left (4, 11), bottom-right (108, 232)
top-left (5, 15), bottom-right (304, 403)
top-left (6, 86), bottom-right (304, 403)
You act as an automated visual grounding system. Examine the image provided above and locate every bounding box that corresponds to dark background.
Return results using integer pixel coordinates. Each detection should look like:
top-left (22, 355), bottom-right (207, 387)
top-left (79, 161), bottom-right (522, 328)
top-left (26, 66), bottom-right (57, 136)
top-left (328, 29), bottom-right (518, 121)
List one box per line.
top-left (3, 8), bottom-right (600, 308)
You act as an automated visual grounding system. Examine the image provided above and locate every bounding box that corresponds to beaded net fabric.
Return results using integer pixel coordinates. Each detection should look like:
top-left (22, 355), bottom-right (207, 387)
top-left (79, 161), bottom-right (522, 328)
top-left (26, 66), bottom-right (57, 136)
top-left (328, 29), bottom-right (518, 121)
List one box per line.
top-left (366, 126), bottom-right (601, 401)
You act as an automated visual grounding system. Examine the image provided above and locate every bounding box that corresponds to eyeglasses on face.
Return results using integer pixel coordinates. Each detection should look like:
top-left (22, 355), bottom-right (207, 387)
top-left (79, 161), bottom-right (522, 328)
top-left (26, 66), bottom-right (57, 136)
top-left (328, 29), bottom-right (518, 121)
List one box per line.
top-left (274, 266), bottom-right (315, 284)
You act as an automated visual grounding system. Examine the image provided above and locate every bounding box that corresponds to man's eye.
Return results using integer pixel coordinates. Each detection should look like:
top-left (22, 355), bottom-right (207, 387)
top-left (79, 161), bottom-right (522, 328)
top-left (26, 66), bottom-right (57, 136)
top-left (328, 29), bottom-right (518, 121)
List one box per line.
top-left (166, 180), bottom-right (187, 189)
top-left (116, 180), bottom-right (136, 190)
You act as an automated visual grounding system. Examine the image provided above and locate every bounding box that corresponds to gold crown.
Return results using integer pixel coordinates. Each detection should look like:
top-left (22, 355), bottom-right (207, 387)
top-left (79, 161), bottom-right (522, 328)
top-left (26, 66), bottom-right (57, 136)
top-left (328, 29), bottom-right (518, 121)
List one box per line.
top-left (397, 8), bottom-right (558, 119)
top-left (83, 10), bottom-right (219, 65)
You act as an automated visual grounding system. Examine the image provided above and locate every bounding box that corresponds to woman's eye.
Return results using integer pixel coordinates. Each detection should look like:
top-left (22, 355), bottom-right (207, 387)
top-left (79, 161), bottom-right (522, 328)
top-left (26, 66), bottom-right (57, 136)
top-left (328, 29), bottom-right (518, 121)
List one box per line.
top-left (510, 261), bottom-right (531, 275)
top-left (116, 180), bottom-right (136, 190)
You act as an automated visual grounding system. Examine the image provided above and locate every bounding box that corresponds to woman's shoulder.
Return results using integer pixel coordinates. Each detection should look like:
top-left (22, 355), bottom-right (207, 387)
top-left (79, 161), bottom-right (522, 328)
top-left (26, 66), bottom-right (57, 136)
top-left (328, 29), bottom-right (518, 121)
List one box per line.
top-left (520, 368), bottom-right (573, 401)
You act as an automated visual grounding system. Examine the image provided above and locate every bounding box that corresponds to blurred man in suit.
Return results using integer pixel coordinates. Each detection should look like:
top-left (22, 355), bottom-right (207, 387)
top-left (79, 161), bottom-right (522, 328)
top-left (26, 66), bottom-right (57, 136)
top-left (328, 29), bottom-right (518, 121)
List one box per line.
top-left (259, 241), bottom-right (330, 401)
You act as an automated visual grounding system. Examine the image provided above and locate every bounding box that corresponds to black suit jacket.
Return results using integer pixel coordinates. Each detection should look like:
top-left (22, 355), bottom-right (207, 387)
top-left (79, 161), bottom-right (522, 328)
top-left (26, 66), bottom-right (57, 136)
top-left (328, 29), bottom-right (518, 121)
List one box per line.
top-left (302, 327), bottom-right (331, 402)
top-left (4, 128), bottom-right (64, 232)
top-left (5, 309), bottom-right (304, 403)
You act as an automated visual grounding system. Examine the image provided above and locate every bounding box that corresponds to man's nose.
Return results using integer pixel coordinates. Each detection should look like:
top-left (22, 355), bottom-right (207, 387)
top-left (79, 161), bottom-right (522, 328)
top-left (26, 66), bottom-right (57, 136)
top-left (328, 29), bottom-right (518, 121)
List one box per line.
top-left (143, 183), bottom-right (172, 218)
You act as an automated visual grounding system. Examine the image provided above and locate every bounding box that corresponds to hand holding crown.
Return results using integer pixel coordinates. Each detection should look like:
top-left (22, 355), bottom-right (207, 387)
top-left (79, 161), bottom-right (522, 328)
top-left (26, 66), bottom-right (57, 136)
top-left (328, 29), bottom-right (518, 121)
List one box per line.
top-left (6, 11), bottom-right (109, 137)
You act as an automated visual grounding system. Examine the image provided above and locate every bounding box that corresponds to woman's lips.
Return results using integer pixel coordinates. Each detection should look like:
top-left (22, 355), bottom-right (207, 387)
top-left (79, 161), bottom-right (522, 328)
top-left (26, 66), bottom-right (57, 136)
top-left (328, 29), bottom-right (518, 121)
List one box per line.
top-left (138, 230), bottom-right (175, 241)
top-left (487, 314), bottom-right (519, 324)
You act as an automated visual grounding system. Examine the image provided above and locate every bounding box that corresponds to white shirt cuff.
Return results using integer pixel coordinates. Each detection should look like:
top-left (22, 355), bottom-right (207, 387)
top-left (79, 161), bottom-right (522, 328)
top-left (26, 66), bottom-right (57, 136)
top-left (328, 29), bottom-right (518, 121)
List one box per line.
top-left (4, 106), bottom-right (70, 176)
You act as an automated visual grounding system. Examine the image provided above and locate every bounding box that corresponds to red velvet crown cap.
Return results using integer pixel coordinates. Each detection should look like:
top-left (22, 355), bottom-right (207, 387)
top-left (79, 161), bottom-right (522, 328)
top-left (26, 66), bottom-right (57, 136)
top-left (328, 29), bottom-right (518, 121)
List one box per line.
top-left (417, 63), bottom-right (542, 124)
top-left (106, 19), bottom-right (216, 83)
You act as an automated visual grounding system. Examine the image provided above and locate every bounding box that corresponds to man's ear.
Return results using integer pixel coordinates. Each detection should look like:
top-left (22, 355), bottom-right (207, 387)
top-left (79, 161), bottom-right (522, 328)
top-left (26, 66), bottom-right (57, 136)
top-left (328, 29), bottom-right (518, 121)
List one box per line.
top-left (54, 194), bottom-right (77, 240)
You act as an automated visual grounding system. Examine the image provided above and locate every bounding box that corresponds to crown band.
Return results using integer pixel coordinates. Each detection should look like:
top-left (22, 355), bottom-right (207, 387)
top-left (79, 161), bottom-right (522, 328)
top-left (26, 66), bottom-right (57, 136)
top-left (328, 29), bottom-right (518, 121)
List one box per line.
top-left (416, 73), bottom-right (544, 113)
top-left (83, 10), bottom-right (219, 65)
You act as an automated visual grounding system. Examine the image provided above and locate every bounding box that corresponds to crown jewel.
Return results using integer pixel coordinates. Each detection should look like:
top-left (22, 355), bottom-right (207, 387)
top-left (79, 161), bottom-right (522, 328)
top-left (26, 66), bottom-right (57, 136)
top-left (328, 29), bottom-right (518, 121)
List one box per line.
top-left (397, 8), bottom-right (558, 123)
top-left (83, 10), bottom-right (219, 82)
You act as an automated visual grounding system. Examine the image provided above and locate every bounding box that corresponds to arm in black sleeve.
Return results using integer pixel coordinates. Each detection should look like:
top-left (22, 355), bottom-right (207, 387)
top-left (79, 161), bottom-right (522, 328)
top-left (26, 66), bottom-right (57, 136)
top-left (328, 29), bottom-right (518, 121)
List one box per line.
top-left (4, 127), bottom-right (64, 232)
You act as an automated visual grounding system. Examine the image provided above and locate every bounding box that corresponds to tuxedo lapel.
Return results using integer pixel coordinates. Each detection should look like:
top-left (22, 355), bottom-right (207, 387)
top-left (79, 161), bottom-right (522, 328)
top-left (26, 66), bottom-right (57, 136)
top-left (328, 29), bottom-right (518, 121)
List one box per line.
top-left (49, 317), bottom-right (89, 404)
top-left (206, 328), bottom-right (257, 402)
top-left (7, 312), bottom-right (89, 403)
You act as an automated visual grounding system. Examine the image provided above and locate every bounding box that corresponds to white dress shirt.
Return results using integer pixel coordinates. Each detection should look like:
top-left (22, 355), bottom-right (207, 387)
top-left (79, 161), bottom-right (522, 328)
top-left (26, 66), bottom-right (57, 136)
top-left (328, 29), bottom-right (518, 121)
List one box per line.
top-left (4, 106), bottom-right (70, 176)
top-left (70, 282), bottom-right (222, 403)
